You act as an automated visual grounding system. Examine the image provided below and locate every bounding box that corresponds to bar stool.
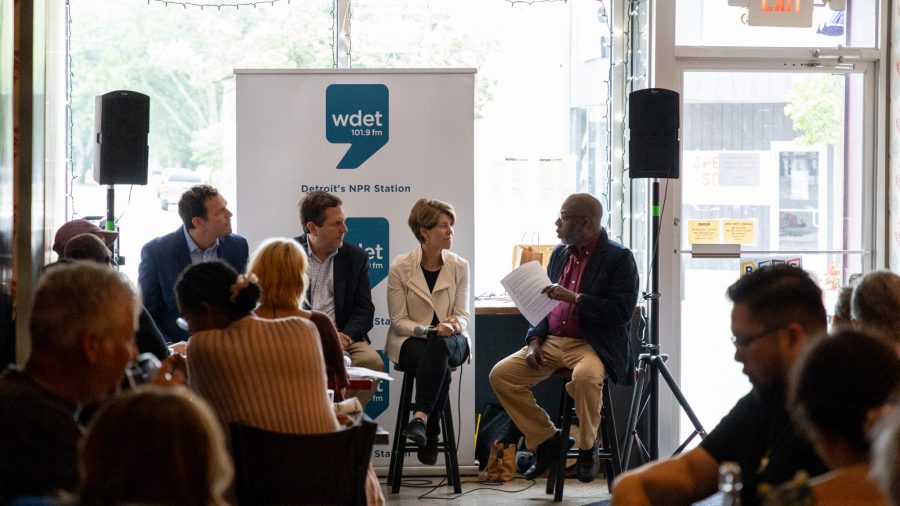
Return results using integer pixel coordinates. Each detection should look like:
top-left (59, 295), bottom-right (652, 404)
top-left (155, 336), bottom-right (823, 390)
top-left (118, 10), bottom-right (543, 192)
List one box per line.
top-left (546, 368), bottom-right (621, 502)
top-left (386, 365), bottom-right (462, 494)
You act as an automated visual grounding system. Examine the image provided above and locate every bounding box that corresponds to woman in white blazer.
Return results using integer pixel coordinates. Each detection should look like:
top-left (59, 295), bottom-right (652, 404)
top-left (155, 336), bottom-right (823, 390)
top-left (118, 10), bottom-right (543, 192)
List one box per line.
top-left (386, 198), bottom-right (471, 465)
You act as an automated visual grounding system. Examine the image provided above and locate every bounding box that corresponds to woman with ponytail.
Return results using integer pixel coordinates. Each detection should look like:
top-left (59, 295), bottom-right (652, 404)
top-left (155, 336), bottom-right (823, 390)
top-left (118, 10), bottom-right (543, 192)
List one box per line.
top-left (175, 260), bottom-right (384, 505)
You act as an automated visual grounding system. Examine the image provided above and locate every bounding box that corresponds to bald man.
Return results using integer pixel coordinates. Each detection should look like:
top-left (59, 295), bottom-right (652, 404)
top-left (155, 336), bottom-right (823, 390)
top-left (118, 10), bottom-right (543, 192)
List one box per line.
top-left (489, 193), bottom-right (639, 483)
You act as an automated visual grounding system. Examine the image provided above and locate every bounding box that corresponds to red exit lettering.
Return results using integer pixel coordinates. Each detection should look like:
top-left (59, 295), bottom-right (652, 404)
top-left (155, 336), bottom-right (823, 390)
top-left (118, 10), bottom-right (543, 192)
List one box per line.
top-left (762, 0), bottom-right (801, 12)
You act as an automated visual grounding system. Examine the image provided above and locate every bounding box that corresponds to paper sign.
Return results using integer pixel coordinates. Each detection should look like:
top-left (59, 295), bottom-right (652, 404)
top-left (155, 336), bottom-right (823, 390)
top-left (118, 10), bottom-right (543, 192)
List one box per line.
top-left (723, 219), bottom-right (755, 245)
top-left (719, 152), bottom-right (760, 187)
top-left (741, 256), bottom-right (803, 276)
top-left (687, 219), bottom-right (721, 244)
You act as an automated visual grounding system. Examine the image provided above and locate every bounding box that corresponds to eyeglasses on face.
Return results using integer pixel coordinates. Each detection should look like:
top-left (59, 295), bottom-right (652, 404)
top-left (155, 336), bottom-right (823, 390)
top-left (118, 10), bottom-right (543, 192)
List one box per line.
top-left (730, 324), bottom-right (786, 348)
top-left (557, 211), bottom-right (586, 222)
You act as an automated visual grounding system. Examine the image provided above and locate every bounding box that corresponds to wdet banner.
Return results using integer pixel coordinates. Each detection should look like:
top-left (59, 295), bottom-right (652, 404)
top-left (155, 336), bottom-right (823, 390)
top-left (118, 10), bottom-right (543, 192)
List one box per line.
top-left (235, 69), bottom-right (476, 469)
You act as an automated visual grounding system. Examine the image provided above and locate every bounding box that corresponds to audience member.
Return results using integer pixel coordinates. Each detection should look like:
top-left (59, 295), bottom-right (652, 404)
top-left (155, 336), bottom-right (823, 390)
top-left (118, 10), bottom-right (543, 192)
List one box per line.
top-left (79, 386), bottom-right (232, 506)
top-left (490, 193), bottom-right (639, 482)
top-left (296, 191), bottom-right (382, 404)
top-left (0, 262), bottom-right (139, 502)
top-left (612, 265), bottom-right (829, 506)
top-left (139, 184), bottom-right (249, 343)
top-left (386, 198), bottom-right (471, 466)
top-left (54, 232), bottom-right (169, 361)
top-left (851, 269), bottom-right (900, 350)
top-left (247, 237), bottom-right (349, 400)
top-left (872, 408), bottom-right (900, 506)
top-left (176, 261), bottom-right (383, 505)
top-left (830, 286), bottom-right (853, 331)
top-left (763, 329), bottom-right (898, 505)
top-left (51, 219), bottom-right (117, 260)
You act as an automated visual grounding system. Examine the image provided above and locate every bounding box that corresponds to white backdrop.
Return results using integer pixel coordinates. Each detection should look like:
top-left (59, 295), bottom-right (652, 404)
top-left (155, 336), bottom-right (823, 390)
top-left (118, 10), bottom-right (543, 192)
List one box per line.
top-left (235, 69), bottom-right (476, 469)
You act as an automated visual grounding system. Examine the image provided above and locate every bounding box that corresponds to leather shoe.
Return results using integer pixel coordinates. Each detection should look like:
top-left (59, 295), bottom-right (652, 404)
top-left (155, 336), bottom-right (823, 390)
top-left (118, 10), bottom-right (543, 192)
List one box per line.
top-left (576, 447), bottom-right (600, 483)
top-left (402, 417), bottom-right (427, 446)
top-left (417, 438), bottom-right (439, 465)
top-left (522, 431), bottom-right (574, 480)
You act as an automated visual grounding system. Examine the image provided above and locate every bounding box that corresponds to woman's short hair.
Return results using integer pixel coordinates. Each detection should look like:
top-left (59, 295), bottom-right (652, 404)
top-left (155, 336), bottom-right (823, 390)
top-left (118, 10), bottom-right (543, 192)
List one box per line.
top-left (247, 237), bottom-right (309, 309)
top-left (175, 260), bottom-right (260, 321)
top-left (851, 270), bottom-right (900, 344)
top-left (407, 198), bottom-right (456, 243)
top-left (79, 386), bottom-right (233, 506)
top-left (790, 329), bottom-right (900, 458)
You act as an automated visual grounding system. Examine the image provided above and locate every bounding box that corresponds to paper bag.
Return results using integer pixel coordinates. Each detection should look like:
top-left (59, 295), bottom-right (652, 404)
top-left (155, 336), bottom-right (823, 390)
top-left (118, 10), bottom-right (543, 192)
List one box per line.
top-left (512, 232), bottom-right (555, 271)
top-left (483, 441), bottom-right (516, 482)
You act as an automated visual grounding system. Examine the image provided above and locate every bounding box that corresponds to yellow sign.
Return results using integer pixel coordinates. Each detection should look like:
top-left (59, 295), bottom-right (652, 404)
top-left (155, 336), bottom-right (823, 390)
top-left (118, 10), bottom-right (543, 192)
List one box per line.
top-left (723, 219), bottom-right (755, 245)
top-left (687, 220), bottom-right (721, 244)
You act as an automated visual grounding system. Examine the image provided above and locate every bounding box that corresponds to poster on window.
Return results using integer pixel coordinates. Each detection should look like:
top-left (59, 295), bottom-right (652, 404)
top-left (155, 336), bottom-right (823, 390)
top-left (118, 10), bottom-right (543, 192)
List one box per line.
top-left (235, 69), bottom-right (476, 469)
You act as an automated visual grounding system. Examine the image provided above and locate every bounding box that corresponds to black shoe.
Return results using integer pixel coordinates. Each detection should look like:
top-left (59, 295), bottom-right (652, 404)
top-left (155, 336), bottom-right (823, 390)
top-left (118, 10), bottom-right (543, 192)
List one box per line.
top-left (523, 431), bottom-right (574, 480)
top-left (402, 417), bottom-right (427, 446)
top-left (576, 447), bottom-right (600, 483)
top-left (417, 438), bottom-right (439, 465)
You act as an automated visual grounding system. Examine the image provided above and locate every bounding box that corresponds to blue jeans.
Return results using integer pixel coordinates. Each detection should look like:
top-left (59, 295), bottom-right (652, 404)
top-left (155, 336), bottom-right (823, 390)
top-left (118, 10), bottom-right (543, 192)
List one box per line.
top-left (398, 333), bottom-right (468, 436)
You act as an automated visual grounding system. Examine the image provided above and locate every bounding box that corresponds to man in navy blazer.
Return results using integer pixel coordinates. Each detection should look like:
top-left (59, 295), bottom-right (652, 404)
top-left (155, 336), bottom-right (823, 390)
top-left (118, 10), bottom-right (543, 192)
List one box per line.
top-left (296, 191), bottom-right (382, 405)
top-left (139, 184), bottom-right (249, 342)
top-left (490, 193), bottom-right (639, 484)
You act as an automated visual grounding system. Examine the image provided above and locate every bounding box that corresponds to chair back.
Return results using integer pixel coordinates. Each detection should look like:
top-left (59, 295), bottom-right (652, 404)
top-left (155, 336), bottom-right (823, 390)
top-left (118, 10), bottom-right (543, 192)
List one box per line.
top-left (230, 420), bottom-right (376, 506)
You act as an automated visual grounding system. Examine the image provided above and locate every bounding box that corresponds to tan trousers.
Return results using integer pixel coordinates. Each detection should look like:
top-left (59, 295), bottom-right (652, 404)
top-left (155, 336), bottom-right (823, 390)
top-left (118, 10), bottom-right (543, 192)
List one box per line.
top-left (489, 335), bottom-right (607, 450)
top-left (346, 340), bottom-right (384, 406)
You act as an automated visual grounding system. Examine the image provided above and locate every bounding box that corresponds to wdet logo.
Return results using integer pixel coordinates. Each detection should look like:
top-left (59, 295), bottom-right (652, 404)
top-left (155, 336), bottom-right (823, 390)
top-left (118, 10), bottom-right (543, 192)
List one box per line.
top-left (345, 217), bottom-right (389, 289)
top-left (326, 84), bottom-right (389, 169)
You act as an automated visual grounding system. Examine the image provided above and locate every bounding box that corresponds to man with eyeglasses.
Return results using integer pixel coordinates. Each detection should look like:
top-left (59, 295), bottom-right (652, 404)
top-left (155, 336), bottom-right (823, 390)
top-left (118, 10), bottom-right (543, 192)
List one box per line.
top-left (490, 193), bottom-right (639, 483)
top-left (612, 264), bottom-right (828, 506)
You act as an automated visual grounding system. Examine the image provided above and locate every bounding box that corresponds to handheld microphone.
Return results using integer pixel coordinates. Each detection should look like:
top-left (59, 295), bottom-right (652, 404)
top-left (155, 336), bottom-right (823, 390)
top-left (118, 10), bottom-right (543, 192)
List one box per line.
top-left (414, 325), bottom-right (438, 338)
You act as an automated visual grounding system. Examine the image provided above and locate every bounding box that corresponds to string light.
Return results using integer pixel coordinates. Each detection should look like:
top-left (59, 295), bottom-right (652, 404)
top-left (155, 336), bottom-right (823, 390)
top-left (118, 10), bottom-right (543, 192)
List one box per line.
top-left (504, 0), bottom-right (567, 5)
top-left (144, 0), bottom-right (288, 9)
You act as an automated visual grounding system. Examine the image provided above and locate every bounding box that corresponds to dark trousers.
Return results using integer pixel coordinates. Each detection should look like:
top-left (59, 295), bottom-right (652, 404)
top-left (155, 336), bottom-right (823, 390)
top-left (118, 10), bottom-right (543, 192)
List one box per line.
top-left (397, 334), bottom-right (468, 436)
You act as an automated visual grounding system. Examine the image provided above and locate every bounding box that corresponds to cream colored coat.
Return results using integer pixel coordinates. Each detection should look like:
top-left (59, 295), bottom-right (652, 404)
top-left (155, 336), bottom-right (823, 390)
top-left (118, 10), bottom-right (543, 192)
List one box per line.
top-left (385, 246), bottom-right (471, 364)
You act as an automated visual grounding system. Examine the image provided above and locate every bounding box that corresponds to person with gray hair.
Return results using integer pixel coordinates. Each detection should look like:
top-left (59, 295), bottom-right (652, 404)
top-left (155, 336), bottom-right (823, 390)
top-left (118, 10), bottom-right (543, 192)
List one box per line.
top-left (0, 262), bottom-right (140, 502)
top-left (851, 269), bottom-right (900, 349)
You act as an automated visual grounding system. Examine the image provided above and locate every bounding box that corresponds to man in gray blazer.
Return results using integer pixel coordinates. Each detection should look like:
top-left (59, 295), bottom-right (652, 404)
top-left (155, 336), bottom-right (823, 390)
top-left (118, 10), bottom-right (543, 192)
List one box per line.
top-left (139, 184), bottom-right (249, 343)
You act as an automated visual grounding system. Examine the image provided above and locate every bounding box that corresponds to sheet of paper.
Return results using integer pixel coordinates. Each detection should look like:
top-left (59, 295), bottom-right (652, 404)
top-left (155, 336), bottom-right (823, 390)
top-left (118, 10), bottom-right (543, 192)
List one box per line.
top-left (346, 366), bottom-right (394, 381)
top-left (500, 260), bottom-right (560, 326)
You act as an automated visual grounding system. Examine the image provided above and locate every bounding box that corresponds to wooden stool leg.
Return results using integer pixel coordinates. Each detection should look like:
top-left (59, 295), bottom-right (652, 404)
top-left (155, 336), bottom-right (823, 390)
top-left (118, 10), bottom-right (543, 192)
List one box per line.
top-left (554, 391), bottom-right (573, 502)
top-left (389, 372), bottom-right (414, 493)
top-left (441, 400), bottom-right (462, 493)
top-left (601, 382), bottom-right (622, 484)
top-left (546, 379), bottom-right (570, 495)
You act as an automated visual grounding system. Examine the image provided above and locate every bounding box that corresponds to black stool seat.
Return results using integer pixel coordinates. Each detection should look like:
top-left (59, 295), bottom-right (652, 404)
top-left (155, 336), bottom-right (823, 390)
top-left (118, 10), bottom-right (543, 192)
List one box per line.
top-left (546, 368), bottom-right (621, 502)
top-left (386, 365), bottom-right (462, 494)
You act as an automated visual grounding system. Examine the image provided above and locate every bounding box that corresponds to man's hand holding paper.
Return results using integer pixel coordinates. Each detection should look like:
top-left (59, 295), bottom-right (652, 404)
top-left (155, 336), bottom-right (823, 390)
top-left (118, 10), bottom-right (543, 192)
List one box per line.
top-left (500, 260), bottom-right (561, 326)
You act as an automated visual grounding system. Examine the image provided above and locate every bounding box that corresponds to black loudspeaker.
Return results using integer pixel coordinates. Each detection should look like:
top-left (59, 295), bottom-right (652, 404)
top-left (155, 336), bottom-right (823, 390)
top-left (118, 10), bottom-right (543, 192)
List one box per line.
top-left (629, 88), bottom-right (679, 179)
top-left (93, 90), bottom-right (150, 185)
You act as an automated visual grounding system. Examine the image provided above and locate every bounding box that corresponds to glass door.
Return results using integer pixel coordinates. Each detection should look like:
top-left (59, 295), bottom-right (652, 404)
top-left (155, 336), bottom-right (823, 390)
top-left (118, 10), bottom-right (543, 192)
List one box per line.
top-left (675, 63), bottom-right (875, 444)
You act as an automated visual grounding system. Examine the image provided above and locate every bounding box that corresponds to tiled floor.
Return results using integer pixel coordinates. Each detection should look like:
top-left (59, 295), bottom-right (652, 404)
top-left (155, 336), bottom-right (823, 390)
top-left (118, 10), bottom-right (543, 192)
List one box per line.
top-left (380, 476), bottom-right (610, 505)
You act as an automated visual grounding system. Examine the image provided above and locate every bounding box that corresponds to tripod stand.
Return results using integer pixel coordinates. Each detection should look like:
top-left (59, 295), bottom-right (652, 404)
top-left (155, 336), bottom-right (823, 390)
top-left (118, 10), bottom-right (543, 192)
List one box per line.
top-left (621, 180), bottom-right (706, 469)
top-left (621, 338), bottom-right (707, 467)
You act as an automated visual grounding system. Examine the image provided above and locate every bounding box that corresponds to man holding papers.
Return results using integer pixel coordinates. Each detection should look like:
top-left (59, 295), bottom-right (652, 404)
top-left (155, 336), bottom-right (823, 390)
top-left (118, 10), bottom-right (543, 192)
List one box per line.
top-left (490, 193), bottom-right (639, 483)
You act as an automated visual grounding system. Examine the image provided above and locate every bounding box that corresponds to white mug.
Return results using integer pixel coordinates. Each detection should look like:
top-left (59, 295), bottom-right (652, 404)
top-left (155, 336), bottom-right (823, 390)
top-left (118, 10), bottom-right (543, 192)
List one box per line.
top-left (326, 389), bottom-right (335, 403)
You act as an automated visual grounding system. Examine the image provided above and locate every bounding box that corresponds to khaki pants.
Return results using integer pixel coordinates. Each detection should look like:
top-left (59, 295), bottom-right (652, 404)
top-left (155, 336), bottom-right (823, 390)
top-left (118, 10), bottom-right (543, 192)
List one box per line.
top-left (346, 340), bottom-right (384, 406)
top-left (489, 335), bottom-right (606, 450)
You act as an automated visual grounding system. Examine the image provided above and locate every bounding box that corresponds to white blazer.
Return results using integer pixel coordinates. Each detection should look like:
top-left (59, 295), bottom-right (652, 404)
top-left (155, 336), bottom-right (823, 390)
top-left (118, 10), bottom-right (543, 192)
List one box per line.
top-left (385, 246), bottom-right (471, 364)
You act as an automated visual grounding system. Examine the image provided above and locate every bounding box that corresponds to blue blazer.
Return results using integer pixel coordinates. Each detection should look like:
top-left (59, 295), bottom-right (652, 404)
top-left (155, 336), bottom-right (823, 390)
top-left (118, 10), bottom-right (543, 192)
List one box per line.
top-left (139, 227), bottom-right (249, 342)
top-left (295, 234), bottom-right (375, 343)
top-left (526, 229), bottom-right (639, 385)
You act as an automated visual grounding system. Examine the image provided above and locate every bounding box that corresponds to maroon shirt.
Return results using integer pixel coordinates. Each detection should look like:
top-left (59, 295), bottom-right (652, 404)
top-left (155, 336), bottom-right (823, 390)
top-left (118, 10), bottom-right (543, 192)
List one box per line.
top-left (547, 231), bottom-right (602, 338)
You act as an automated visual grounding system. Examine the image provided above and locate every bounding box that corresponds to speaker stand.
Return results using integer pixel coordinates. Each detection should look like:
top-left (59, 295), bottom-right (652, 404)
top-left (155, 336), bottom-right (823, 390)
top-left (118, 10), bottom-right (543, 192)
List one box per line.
top-left (105, 185), bottom-right (120, 266)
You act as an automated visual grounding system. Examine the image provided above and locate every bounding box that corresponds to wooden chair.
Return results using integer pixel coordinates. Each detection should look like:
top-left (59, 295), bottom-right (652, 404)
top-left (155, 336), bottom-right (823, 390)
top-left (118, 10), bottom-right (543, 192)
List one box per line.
top-left (546, 369), bottom-right (621, 502)
top-left (230, 420), bottom-right (376, 505)
top-left (386, 366), bottom-right (462, 494)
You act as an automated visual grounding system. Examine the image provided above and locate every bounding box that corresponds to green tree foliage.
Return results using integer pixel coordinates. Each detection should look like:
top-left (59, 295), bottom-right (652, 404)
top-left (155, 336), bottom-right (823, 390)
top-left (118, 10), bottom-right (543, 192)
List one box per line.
top-left (784, 74), bottom-right (844, 146)
top-left (70, 0), bottom-right (333, 179)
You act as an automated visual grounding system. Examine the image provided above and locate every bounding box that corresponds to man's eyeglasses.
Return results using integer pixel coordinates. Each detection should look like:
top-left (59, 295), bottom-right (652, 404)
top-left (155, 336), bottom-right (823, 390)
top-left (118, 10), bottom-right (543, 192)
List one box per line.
top-left (730, 324), bottom-right (786, 348)
top-left (557, 212), bottom-right (586, 222)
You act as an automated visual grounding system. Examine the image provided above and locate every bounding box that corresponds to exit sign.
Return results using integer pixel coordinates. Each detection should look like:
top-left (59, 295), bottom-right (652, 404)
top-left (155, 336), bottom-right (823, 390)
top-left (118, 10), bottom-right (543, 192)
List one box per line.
top-left (747, 0), bottom-right (814, 27)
